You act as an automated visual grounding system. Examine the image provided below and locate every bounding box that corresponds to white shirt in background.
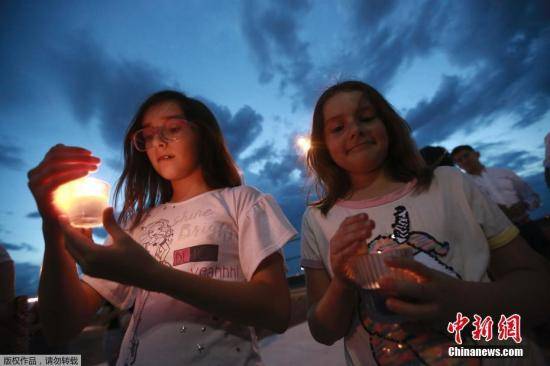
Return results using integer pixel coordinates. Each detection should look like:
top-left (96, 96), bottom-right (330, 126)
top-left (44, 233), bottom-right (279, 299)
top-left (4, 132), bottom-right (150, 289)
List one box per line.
top-left (468, 167), bottom-right (540, 220)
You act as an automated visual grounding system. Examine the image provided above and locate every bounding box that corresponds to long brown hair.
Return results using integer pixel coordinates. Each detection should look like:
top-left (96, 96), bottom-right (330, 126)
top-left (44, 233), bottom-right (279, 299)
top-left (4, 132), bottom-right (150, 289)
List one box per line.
top-left (307, 81), bottom-right (432, 215)
top-left (114, 90), bottom-right (242, 230)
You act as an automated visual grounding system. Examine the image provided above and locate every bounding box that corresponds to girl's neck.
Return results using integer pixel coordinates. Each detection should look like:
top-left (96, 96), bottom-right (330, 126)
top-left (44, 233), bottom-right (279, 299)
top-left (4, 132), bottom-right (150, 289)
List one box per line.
top-left (169, 169), bottom-right (212, 203)
top-left (347, 167), bottom-right (404, 201)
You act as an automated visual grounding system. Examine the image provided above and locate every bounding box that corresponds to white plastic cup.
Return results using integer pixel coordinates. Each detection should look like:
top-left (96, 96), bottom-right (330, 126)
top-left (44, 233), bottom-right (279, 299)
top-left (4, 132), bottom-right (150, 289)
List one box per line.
top-left (351, 246), bottom-right (414, 323)
top-left (53, 177), bottom-right (110, 228)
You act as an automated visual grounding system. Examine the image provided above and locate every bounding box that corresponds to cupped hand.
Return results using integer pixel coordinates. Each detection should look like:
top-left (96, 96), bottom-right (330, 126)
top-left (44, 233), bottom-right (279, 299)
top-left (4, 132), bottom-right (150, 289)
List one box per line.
top-left (60, 207), bottom-right (160, 290)
top-left (27, 144), bottom-right (100, 222)
top-left (378, 257), bottom-right (465, 323)
top-left (330, 213), bottom-right (375, 285)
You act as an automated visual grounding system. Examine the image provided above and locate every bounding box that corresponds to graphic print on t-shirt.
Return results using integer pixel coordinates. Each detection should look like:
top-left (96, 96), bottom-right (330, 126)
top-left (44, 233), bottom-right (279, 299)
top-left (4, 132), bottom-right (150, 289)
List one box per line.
top-left (140, 219), bottom-right (174, 266)
top-left (359, 206), bottom-right (472, 366)
top-left (173, 244), bottom-right (219, 266)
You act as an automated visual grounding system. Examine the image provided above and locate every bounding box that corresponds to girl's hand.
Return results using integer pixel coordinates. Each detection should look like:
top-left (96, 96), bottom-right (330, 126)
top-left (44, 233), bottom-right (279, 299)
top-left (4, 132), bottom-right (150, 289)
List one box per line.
top-left (27, 144), bottom-right (100, 223)
top-left (329, 213), bottom-right (375, 285)
top-left (60, 207), bottom-right (160, 290)
top-left (378, 257), bottom-right (464, 323)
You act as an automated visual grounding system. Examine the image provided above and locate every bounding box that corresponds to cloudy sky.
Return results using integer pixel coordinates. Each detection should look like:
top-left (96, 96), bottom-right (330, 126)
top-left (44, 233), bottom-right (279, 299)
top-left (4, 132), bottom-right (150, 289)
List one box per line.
top-left (2, 0), bottom-right (549, 296)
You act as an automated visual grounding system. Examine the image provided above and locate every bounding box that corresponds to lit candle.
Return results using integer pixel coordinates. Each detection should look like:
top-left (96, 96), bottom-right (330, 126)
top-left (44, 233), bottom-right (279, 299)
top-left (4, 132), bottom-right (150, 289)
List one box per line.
top-left (53, 177), bottom-right (110, 228)
top-left (351, 247), bottom-right (414, 323)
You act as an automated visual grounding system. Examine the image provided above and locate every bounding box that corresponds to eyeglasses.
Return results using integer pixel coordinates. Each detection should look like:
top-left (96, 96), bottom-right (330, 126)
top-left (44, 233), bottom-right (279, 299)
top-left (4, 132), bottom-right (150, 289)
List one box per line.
top-left (132, 119), bottom-right (193, 152)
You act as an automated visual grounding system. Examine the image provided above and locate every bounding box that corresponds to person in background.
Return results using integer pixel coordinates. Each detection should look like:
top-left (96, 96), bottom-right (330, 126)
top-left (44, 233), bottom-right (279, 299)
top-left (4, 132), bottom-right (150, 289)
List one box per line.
top-left (0, 244), bottom-right (15, 352)
top-left (544, 132), bottom-right (550, 190)
top-left (451, 145), bottom-right (548, 257)
top-left (419, 146), bottom-right (455, 168)
top-left (0, 245), bottom-right (28, 353)
top-left (0, 245), bottom-right (14, 303)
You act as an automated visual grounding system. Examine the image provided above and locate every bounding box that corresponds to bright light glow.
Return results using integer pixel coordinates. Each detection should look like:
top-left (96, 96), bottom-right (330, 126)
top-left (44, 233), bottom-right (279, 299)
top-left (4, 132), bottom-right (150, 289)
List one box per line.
top-left (296, 136), bottom-right (311, 155)
top-left (53, 177), bottom-right (110, 228)
top-left (27, 297), bottom-right (38, 303)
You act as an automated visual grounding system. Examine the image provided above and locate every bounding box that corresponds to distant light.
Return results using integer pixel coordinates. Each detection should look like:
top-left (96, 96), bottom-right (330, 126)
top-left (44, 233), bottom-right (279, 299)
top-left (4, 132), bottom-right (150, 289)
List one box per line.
top-left (27, 297), bottom-right (38, 303)
top-left (296, 136), bottom-right (311, 155)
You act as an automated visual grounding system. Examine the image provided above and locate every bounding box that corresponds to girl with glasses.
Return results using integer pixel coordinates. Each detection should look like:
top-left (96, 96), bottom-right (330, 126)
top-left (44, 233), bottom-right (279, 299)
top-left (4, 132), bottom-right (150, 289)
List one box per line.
top-left (27, 90), bottom-right (296, 365)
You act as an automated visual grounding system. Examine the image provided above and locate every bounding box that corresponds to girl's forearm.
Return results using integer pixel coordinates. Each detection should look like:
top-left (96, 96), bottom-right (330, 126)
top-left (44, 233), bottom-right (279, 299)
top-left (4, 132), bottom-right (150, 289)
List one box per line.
top-left (38, 221), bottom-right (101, 343)
top-left (146, 263), bottom-right (290, 333)
top-left (308, 278), bottom-right (357, 345)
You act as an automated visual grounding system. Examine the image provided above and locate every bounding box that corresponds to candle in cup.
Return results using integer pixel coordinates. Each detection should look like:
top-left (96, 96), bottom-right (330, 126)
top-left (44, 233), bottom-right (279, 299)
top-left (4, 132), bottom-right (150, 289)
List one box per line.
top-left (53, 177), bottom-right (110, 228)
top-left (351, 246), bottom-right (414, 323)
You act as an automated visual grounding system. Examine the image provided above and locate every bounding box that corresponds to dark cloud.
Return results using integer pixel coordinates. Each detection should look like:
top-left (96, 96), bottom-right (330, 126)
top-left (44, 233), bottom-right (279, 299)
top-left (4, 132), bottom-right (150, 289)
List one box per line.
top-left (197, 98), bottom-right (264, 158)
top-left (26, 211), bottom-right (40, 219)
top-left (343, 0), bottom-right (445, 92)
top-left (0, 4), bottom-right (163, 169)
top-left (1, 241), bottom-right (36, 252)
top-left (239, 143), bottom-right (278, 170)
top-left (15, 262), bottom-right (41, 296)
top-left (241, 0), bottom-right (320, 108)
top-left (0, 3), bottom-right (46, 110)
top-left (0, 143), bottom-right (25, 170)
top-left (351, 0), bottom-right (399, 30)
top-left (241, 0), bottom-right (550, 147)
top-left (241, 0), bottom-right (445, 107)
top-left (50, 33), bottom-right (170, 150)
top-left (470, 142), bottom-right (504, 153)
top-left (406, 0), bottom-right (550, 145)
top-left (251, 139), bottom-right (305, 187)
top-left (407, 74), bottom-right (493, 146)
top-left (0, 2), bottom-right (171, 150)
top-left (48, 33), bottom-right (266, 160)
top-left (485, 150), bottom-right (541, 173)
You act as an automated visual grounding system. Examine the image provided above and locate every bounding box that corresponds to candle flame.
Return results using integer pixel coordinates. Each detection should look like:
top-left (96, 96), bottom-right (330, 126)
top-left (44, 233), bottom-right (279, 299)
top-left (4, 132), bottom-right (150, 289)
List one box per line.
top-left (53, 177), bottom-right (109, 213)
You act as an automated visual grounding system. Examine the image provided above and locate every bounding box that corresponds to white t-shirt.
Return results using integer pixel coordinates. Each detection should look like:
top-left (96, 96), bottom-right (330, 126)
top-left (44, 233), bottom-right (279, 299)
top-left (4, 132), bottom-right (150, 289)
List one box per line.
top-left (83, 186), bottom-right (297, 366)
top-left (301, 167), bottom-right (520, 366)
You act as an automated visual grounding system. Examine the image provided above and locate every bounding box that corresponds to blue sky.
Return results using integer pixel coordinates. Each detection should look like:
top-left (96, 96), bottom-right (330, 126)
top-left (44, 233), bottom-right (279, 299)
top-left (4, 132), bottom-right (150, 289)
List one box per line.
top-left (1, 0), bottom-right (549, 296)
